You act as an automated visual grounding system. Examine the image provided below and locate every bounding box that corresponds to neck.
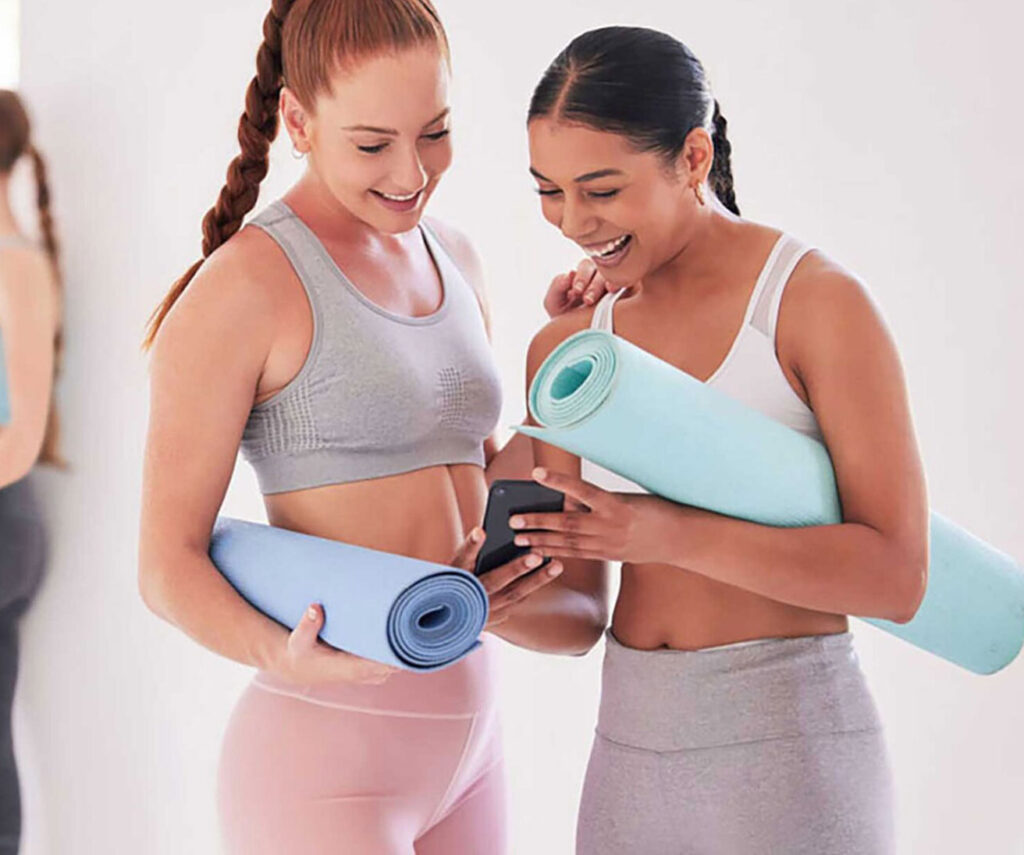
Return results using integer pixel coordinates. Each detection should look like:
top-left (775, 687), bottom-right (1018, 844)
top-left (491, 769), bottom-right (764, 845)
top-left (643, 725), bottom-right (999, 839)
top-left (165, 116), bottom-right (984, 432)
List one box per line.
top-left (285, 168), bottom-right (398, 247)
top-left (642, 200), bottom-right (741, 297)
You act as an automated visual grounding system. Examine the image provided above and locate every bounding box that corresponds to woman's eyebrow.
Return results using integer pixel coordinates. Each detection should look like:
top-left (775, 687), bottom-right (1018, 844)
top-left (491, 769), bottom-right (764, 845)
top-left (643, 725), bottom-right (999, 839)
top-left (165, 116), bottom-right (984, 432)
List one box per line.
top-left (342, 108), bottom-right (451, 136)
top-left (529, 166), bottom-right (625, 183)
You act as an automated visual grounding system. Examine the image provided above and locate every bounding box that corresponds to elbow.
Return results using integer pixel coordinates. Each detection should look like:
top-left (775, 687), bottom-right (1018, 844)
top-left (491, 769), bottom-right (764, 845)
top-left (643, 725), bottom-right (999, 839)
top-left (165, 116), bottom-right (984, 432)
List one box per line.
top-left (569, 598), bottom-right (609, 656)
top-left (884, 548), bottom-right (929, 625)
top-left (138, 558), bottom-right (173, 623)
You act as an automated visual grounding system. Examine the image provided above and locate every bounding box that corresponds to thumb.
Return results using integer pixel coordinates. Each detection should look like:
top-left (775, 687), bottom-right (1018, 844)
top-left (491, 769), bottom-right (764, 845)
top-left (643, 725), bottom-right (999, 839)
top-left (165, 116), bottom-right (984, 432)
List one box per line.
top-left (288, 602), bottom-right (324, 653)
top-left (451, 526), bottom-right (486, 573)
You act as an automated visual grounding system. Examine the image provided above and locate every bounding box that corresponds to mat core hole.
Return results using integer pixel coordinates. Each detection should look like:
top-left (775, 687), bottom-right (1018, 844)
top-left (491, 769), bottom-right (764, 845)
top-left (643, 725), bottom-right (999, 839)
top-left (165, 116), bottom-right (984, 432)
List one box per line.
top-left (552, 359), bottom-right (594, 400)
top-left (417, 605), bottom-right (452, 630)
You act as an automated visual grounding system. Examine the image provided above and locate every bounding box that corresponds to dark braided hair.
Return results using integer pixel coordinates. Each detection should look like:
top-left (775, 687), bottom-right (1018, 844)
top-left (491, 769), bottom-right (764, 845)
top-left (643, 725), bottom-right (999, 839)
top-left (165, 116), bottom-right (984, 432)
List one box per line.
top-left (143, 0), bottom-right (449, 348)
top-left (0, 90), bottom-right (65, 466)
top-left (528, 26), bottom-right (740, 216)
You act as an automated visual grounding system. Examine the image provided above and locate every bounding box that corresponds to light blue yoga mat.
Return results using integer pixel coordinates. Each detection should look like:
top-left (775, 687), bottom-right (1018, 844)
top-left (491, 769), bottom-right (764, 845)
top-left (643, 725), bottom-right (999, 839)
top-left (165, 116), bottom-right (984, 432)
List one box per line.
top-left (209, 517), bottom-right (489, 672)
top-left (517, 330), bottom-right (1024, 675)
top-left (0, 329), bottom-right (9, 425)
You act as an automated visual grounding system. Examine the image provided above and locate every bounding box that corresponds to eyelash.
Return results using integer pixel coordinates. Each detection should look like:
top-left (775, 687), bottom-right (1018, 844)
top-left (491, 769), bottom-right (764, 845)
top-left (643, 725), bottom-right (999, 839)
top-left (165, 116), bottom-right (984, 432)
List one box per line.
top-left (357, 129), bottom-right (450, 154)
top-left (535, 188), bottom-right (620, 200)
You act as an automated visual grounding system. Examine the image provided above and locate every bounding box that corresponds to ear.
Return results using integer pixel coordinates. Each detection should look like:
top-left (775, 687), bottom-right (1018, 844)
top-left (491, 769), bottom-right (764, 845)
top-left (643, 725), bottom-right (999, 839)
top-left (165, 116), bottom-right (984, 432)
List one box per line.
top-left (674, 126), bottom-right (714, 184)
top-left (280, 87), bottom-right (313, 153)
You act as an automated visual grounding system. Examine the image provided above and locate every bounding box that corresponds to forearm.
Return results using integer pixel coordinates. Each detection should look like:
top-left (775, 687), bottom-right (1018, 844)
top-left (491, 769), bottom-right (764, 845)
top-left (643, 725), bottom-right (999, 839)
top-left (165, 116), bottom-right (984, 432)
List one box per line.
top-left (483, 430), bottom-right (534, 485)
top-left (659, 503), bottom-right (926, 622)
top-left (489, 572), bottom-right (608, 655)
top-left (139, 545), bottom-right (288, 670)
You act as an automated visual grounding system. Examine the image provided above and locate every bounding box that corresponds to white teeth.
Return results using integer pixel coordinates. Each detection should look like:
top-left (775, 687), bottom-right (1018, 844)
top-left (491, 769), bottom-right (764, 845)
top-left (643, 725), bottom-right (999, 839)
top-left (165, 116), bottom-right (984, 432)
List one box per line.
top-left (377, 190), bottom-right (420, 202)
top-left (585, 234), bottom-right (631, 259)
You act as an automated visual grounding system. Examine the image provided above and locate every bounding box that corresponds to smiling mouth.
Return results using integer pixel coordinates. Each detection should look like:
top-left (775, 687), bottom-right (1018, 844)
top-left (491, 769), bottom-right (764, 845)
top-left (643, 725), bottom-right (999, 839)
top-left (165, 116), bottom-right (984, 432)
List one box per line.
top-left (372, 189), bottom-right (422, 202)
top-left (583, 234), bottom-right (632, 261)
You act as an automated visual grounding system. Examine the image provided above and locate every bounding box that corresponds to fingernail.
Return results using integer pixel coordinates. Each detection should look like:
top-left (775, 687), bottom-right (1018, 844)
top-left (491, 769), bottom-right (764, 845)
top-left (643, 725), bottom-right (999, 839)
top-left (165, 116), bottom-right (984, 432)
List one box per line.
top-left (471, 528), bottom-right (484, 543)
top-left (509, 516), bottom-right (524, 529)
top-left (533, 467), bottom-right (547, 480)
top-left (584, 294), bottom-right (595, 304)
top-left (547, 563), bottom-right (563, 577)
top-left (514, 536), bottom-right (529, 547)
top-left (307, 606), bottom-right (318, 621)
top-left (525, 553), bottom-right (542, 569)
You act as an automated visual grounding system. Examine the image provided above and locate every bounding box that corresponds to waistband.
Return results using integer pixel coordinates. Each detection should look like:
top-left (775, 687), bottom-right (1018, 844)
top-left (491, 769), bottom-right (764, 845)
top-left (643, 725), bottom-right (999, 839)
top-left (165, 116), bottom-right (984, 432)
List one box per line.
top-left (597, 629), bottom-right (882, 752)
top-left (252, 632), bottom-right (498, 718)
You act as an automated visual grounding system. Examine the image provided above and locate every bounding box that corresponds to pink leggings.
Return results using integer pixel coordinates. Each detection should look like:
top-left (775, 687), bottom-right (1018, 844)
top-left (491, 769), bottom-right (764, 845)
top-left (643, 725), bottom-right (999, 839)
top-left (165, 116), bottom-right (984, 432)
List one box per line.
top-left (217, 641), bottom-right (506, 854)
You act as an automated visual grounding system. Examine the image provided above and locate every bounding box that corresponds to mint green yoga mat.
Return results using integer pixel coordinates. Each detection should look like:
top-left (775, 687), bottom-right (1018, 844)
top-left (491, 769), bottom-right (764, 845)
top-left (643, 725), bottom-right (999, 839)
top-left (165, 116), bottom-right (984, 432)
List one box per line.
top-left (516, 330), bottom-right (1024, 675)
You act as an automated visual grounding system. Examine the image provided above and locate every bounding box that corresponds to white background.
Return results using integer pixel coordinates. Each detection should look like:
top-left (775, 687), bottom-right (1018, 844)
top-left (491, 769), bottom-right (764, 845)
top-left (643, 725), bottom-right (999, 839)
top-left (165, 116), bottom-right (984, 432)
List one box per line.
top-left (7, 0), bottom-right (1024, 852)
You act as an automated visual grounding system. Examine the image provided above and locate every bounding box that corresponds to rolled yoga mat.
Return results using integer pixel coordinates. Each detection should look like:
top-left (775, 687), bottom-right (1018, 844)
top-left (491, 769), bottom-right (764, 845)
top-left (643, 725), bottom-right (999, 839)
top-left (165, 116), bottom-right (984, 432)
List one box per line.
top-left (209, 517), bottom-right (489, 672)
top-left (0, 329), bottom-right (9, 425)
top-left (516, 330), bottom-right (1024, 675)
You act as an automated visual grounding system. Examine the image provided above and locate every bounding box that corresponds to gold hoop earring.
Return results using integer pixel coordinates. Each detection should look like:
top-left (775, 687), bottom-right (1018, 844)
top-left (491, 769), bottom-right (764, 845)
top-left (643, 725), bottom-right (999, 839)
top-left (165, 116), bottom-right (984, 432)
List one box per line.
top-left (291, 144), bottom-right (307, 160)
top-left (693, 182), bottom-right (707, 206)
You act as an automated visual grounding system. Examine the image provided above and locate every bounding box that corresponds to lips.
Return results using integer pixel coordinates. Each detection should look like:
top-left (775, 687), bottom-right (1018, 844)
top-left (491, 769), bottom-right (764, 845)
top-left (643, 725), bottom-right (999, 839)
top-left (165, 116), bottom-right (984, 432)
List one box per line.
top-left (583, 234), bottom-right (633, 268)
top-left (371, 188), bottom-right (423, 213)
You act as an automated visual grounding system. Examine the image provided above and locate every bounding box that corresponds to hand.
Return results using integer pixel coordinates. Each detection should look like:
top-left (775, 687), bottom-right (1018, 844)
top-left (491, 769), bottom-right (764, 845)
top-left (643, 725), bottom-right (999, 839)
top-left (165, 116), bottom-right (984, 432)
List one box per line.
top-left (543, 258), bottom-right (625, 318)
top-left (270, 603), bottom-right (400, 686)
top-left (507, 468), bottom-right (674, 566)
top-left (450, 527), bottom-right (565, 630)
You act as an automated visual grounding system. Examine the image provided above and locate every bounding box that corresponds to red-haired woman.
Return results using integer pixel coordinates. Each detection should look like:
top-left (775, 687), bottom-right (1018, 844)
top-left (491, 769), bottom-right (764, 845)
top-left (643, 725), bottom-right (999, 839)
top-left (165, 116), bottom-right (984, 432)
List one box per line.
top-left (137, 2), bottom-right (609, 852)
top-left (0, 88), bottom-right (63, 854)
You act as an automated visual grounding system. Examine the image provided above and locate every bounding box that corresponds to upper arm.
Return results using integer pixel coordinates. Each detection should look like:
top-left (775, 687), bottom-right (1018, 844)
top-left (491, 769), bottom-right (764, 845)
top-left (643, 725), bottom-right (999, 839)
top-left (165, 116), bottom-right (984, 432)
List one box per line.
top-left (0, 249), bottom-right (58, 481)
top-left (780, 256), bottom-right (929, 568)
top-left (141, 237), bottom-right (278, 564)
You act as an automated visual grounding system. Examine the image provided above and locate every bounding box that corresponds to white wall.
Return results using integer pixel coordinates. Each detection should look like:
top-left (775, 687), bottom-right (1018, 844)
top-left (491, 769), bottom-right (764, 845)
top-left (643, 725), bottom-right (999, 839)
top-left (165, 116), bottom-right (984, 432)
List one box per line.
top-left (12, 0), bottom-right (1024, 852)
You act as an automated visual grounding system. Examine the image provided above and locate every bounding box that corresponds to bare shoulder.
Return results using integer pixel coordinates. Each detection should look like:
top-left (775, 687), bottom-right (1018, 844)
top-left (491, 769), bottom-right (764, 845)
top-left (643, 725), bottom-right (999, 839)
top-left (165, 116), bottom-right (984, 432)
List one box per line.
top-left (783, 244), bottom-right (883, 331)
top-left (777, 242), bottom-right (894, 375)
top-left (150, 225), bottom-right (295, 360)
top-left (0, 245), bottom-right (58, 322)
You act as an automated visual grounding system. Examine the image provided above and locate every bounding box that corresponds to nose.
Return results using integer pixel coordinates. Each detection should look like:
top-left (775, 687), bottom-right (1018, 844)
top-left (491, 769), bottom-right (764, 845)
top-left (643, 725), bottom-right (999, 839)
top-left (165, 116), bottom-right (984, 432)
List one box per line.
top-left (559, 197), bottom-right (597, 242)
top-left (394, 145), bottom-right (428, 193)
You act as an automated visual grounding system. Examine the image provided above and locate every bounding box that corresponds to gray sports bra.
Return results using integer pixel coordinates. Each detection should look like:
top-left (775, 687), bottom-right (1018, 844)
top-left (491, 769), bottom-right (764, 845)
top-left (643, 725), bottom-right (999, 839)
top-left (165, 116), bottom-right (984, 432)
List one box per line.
top-left (239, 200), bottom-right (502, 494)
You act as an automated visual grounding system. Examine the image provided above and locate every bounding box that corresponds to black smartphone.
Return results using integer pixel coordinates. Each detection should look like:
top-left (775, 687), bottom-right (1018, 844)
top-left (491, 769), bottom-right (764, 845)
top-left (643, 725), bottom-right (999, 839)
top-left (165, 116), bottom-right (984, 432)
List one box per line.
top-left (474, 479), bottom-right (565, 576)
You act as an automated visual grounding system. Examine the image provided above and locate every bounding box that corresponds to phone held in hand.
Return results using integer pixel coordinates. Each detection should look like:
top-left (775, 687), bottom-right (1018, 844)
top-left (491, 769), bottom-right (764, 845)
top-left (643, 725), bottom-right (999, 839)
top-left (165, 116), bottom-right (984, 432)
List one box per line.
top-left (474, 479), bottom-right (565, 576)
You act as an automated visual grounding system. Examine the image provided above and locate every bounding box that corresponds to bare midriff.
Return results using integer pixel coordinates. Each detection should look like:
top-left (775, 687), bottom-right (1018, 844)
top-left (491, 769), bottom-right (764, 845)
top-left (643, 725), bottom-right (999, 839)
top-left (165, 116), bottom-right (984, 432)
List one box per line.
top-left (262, 463), bottom-right (488, 567)
top-left (612, 562), bottom-right (848, 651)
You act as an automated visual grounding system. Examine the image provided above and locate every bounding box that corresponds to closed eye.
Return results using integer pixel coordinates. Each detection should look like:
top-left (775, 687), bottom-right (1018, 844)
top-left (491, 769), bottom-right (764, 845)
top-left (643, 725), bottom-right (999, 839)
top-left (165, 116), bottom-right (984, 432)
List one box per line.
top-left (423, 129), bottom-right (450, 142)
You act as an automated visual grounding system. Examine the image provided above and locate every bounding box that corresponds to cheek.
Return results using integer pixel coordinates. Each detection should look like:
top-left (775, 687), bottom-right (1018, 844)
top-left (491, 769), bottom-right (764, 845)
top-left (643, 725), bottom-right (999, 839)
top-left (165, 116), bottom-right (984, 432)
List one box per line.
top-left (424, 140), bottom-right (453, 178)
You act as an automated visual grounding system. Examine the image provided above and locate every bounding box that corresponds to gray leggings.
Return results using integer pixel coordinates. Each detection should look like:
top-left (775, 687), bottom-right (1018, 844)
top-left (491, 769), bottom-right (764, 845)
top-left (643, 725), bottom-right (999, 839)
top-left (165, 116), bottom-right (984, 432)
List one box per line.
top-left (0, 476), bottom-right (46, 855)
top-left (577, 630), bottom-right (895, 855)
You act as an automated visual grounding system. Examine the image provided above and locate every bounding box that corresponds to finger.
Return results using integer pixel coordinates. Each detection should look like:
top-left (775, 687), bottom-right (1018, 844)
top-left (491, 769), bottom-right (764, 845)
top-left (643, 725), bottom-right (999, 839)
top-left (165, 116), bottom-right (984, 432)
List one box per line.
top-left (574, 258), bottom-right (598, 289)
top-left (488, 561), bottom-right (564, 615)
top-left (582, 280), bottom-right (605, 305)
top-left (323, 647), bottom-right (398, 684)
top-left (477, 550), bottom-right (547, 595)
top-left (512, 531), bottom-right (601, 552)
top-left (508, 511), bottom-right (600, 535)
top-left (450, 527), bottom-right (486, 573)
top-left (532, 467), bottom-right (615, 513)
top-left (288, 603), bottom-right (325, 653)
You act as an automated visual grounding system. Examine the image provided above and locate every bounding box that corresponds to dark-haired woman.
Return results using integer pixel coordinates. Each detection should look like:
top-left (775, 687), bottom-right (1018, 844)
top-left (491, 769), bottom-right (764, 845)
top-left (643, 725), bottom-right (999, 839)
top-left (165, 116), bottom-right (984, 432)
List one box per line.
top-left (137, 2), bottom-right (610, 852)
top-left (0, 89), bottom-right (62, 854)
top-left (518, 27), bottom-right (927, 854)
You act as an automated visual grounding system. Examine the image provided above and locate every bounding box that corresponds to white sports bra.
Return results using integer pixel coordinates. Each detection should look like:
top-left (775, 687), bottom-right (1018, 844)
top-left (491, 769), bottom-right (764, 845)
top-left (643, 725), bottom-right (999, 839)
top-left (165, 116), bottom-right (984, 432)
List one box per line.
top-left (581, 233), bottom-right (824, 496)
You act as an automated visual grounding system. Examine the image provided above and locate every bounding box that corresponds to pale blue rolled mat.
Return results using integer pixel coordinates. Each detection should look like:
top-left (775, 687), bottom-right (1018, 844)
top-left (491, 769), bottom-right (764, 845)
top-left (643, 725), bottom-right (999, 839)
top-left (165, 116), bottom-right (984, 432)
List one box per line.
top-left (208, 517), bottom-right (489, 672)
top-left (516, 330), bottom-right (1024, 675)
top-left (0, 329), bottom-right (9, 425)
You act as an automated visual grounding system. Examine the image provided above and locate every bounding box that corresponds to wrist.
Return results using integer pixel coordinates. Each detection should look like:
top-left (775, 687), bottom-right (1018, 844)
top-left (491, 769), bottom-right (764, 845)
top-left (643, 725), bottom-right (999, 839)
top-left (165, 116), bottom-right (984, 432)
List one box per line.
top-left (642, 496), bottom-right (698, 567)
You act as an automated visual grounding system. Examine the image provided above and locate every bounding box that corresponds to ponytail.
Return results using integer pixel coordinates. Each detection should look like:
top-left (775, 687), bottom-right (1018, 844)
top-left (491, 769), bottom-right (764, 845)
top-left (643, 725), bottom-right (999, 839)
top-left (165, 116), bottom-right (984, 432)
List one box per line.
top-left (708, 101), bottom-right (739, 216)
top-left (142, 0), bottom-right (294, 349)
